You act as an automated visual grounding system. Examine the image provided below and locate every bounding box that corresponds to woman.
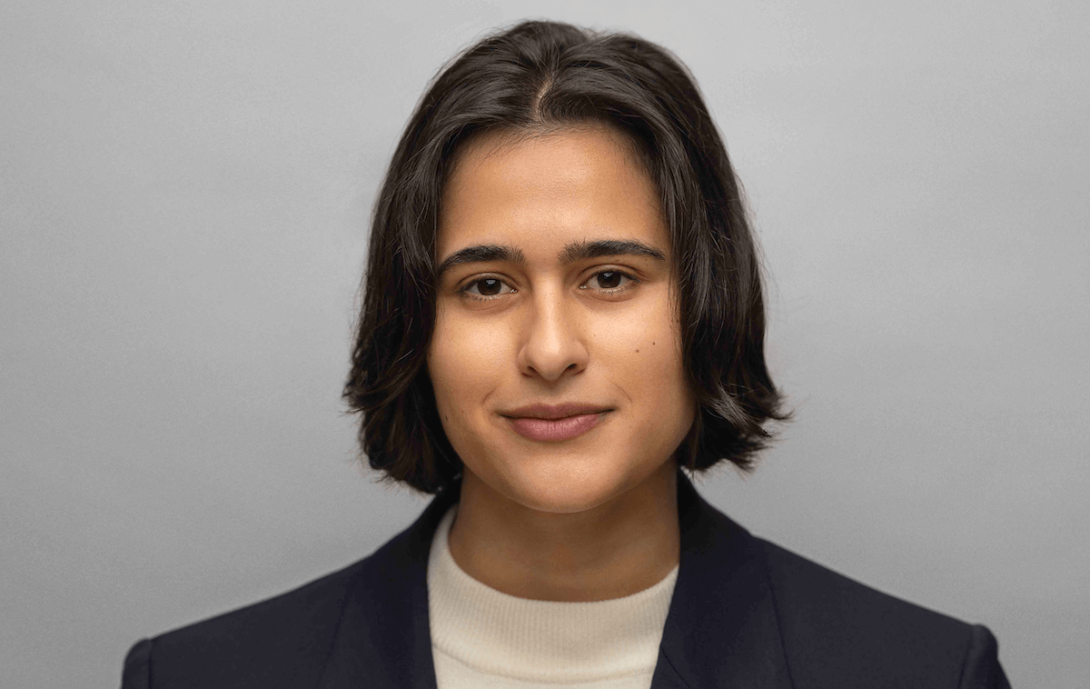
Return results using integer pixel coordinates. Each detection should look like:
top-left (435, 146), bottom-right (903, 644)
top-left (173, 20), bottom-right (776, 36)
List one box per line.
top-left (121, 19), bottom-right (1010, 688)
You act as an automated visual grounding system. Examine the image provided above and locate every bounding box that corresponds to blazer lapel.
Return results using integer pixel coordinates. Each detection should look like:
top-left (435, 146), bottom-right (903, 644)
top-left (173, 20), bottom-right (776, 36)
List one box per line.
top-left (317, 480), bottom-right (460, 689)
top-left (650, 472), bottom-right (794, 689)
top-left (318, 470), bottom-right (793, 689)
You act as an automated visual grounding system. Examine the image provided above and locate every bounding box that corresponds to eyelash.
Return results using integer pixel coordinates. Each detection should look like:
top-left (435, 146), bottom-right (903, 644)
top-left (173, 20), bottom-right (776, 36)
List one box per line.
top-left (457, 268), bottom-right (641, 302)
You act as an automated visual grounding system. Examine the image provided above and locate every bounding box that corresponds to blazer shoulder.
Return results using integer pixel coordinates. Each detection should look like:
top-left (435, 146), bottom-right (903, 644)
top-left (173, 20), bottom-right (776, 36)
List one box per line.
top-left (758, 538), bottom-right (1007, 688)
top-left (126, 556), bottom-right (371, 689)
top-left (121, 638), bottom-right (151, 689)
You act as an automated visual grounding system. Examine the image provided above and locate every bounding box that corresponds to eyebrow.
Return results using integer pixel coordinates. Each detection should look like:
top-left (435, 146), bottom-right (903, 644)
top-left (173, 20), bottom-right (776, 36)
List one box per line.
top-left (436, 239), bottom-right (667, 279)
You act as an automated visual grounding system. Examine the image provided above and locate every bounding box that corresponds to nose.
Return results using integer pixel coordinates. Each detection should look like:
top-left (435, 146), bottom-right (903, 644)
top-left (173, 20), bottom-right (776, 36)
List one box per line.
top-left (516, 286), bottom-right (590, 382)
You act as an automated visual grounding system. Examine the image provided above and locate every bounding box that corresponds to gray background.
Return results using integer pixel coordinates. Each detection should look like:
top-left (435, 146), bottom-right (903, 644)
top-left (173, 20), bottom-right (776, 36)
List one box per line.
top-left (2, 1), bottom-right (1087, 687)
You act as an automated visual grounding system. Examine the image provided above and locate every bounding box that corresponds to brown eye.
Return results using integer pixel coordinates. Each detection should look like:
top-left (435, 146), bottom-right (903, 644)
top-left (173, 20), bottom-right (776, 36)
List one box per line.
top-left (584, 269), bottom-right (639, 294)
top-left (594, 271), bottom-right (624, 289)
top-left (459, 276), bottom-right (515, 301)
top-left (475, 278), bottom-right (503, 296)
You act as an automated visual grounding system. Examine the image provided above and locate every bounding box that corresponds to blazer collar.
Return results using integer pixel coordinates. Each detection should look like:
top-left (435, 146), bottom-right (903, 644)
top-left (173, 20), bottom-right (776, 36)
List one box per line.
top-left (318, 470), bottom-right (793, 689)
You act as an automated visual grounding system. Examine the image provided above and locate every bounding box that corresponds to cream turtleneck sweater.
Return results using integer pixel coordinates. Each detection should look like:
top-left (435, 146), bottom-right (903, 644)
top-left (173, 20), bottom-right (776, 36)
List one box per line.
top-left (426, 504), bottom-right (679, 689)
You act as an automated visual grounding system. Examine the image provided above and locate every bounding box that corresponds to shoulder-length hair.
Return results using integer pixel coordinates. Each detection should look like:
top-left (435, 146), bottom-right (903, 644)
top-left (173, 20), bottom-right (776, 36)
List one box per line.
top-left (344, 19), bottom-right (790, 495)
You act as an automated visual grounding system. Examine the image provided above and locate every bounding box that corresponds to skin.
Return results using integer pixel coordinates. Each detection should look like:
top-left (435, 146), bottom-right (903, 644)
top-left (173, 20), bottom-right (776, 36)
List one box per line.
top-left (426, 124), bottom-right (697, 602)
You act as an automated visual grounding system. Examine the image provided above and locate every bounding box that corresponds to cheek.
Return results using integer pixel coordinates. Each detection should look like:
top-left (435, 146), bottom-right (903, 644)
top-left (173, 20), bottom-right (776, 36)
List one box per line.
top-left (428, 310), bottom-right (510, 414)
top-left (598, 297), bottom-right (686, 385)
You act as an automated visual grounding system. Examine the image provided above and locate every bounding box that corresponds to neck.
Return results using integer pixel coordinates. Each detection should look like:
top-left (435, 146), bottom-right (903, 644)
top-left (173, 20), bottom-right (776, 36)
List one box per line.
top-left (447, 460), bottom-right (680, 602)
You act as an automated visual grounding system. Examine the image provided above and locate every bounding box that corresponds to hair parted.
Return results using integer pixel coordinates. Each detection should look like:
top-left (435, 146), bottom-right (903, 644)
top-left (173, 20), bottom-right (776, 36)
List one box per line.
top-left (344, 19), bottom-right (791, 495)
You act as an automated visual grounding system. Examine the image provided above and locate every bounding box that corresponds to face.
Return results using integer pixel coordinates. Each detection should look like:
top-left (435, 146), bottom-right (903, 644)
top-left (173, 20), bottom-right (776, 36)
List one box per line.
top-left (427, 125), bottom-right (696, 514)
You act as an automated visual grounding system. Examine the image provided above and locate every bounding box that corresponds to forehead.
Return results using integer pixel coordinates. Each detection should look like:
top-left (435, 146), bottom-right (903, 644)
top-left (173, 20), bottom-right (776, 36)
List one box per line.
top-left (437, 125), bottom-right (668, 262)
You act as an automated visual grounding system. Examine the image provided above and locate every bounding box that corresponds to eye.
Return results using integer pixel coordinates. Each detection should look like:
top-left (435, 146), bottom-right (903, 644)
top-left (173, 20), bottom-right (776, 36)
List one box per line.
top-left (459, 276), bottom-right (514, 300)
top-left (457, 268), bottom-right (641, 302)
top-left (581, 269), bottom-right (639, 295)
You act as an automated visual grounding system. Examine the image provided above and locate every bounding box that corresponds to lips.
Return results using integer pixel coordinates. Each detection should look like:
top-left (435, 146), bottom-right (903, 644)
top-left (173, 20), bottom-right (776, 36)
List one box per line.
top-left (502, 402), bottom-right (612, 420)
top-left (500, 401), bottom-right (613, 442)
top-left (506, 411), bottom-right (607, 442)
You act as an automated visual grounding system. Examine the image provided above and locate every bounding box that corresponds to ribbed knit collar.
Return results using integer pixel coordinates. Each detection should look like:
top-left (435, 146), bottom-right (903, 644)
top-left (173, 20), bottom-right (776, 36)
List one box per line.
top-left (426, 503), bottom-right (679, 684)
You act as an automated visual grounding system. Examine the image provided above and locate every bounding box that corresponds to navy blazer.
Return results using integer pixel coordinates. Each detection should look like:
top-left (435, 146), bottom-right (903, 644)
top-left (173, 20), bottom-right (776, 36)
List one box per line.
top-left (121, 471), bottom-right (1011, 688)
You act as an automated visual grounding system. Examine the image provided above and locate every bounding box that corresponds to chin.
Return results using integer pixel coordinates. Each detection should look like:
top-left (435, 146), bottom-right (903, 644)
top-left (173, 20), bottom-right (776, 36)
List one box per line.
top-left (493, 454), bottom-right (651, 515)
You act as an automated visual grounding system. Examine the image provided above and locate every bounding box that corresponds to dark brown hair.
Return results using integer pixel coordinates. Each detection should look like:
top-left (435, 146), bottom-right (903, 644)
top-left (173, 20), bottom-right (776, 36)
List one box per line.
top-left (344, 19), bottom-right (791, 495)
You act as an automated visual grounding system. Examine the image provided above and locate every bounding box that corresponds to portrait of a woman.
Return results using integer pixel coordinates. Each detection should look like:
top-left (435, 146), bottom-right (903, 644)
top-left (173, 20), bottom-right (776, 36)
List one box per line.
top-left (119, 19), bottom-right (1010, 689)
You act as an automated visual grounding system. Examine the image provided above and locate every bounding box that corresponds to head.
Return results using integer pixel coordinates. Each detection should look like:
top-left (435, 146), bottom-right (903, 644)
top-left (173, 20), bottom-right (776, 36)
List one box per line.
top-left (344, 20), bottom-right (790, 501)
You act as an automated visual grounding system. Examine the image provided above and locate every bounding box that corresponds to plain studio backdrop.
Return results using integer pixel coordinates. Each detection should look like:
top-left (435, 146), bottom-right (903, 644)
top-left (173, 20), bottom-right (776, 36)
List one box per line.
top-left (2, 1), bottom-right (1087, 686)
